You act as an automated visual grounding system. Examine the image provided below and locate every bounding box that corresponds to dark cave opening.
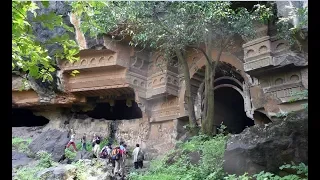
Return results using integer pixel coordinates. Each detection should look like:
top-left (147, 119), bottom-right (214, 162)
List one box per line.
top-left (85, 100), bottom-right (142, 120)
top-left (253, 111), bottom-right (272, 125)
top-left (12, 108), bottom-right (49, 127)
top-left (214, 87), bottom-right (254, 134)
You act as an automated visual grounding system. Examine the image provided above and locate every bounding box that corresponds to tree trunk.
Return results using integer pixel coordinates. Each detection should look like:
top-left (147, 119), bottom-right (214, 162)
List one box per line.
top-left (202, 31), bottom-right (216, 136)
top-left (175, 48), bottom-right (198, 135)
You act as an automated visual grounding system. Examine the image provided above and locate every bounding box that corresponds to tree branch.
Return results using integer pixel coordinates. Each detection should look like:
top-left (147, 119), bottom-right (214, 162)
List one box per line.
top-left (212, 35), bottom-right (232, 74)
top-left (187, 45), bottom-right (213, 69)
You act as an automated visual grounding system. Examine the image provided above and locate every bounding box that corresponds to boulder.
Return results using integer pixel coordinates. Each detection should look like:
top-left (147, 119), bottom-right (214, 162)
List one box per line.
top-left (223, 110), bottom-right (308, 175)
top-left (28, 129), bottom-right (70, 162)
top-left (36, 164), bottom-right (77, 180)
top-left (97, 172), bottom-right (112, 180)
top-left (12, 151), bottom-right (33, 168)
top-left (74, 150), bottom-right (94, 162)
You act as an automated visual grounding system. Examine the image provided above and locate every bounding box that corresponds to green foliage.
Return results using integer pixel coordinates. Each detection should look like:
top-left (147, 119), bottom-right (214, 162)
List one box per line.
top-left (99, 137), bottom-right (109, 149)
top-left (12, 1), bottom-right (79, 82)
top-left (12, 137), bottom-right (32, 153)
top-left (14, 166), bottom-right (43, 180)
top-left (36, 150), bottom-right (55, 168)
top-left (72, 160), bottom-right (88, 180)
top-left (224, 163), bottom-right (308, 180)
top-left (275, 112), bottom-right (289, 118)
top-left (65, 148), bottom-right (76, 160)
top-left (276, 5), bottom-right (308, 50)
top-left (15, 151), bottom-right (56, 180)
top-left (280, 163), bottom-right (308, 177)
top-left (129, 133), bottom-right (228, 180)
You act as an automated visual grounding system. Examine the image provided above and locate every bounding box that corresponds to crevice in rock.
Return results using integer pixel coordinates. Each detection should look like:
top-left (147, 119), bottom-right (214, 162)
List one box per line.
top-left (253, 111), bottom-right (272, 125)
top-left (12, 108), bottom-right (50, 127)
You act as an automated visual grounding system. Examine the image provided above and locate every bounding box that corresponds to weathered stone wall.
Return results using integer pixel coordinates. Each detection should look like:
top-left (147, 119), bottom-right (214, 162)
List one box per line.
top-left (34, 109), bottom-right (183, 159)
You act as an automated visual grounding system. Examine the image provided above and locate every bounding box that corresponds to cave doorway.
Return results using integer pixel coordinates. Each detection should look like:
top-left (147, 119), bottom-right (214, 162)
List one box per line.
top-left (253, 111), bottom-right (272, 125)
top-left (85, 100), bottom-right (142, 120)
top-left (213, 87), bottom-right (254, 134)
top-left (12, 108), bottom-right (49, 127)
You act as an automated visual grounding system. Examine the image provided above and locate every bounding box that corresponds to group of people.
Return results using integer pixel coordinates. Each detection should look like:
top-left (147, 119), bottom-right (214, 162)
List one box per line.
top-left (65, 130), bottom-right (145, 177)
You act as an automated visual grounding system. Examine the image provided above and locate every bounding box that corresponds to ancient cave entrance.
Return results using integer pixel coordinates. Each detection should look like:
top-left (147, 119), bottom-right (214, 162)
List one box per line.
top-left (12, 108), bottom-right (49, 127)
top-left (195, 63), bottom-right (254, 134)
top-left (85, 100), bottom-right (142, 120)
top-left (213, 87), bottom-right (254, 134)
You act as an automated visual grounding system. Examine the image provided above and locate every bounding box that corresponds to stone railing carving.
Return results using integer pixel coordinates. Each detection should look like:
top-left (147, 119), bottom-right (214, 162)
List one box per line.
top-left (59, 49), bottom-right (128, 71)
top-left (263, 81), bottom-right (305, 102)
top-left (244, 56), bottom-right (274, 72)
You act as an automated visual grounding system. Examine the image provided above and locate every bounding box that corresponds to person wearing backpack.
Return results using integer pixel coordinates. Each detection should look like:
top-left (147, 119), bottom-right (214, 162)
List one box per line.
top-left (112, 147), bottom-right (122, 176)
top-left (133, 144), bottom-right (144, 169)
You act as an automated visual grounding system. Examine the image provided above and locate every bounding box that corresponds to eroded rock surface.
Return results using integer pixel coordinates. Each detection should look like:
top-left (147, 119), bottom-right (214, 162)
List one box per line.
top-left (36, 164), bottom-right (77, 180)
top-left (223, 110), bottom-right (308, 175)
top-left (12, 151), bottom-right (34, 168)
top-left (29, 129), bottom-right (70, 162)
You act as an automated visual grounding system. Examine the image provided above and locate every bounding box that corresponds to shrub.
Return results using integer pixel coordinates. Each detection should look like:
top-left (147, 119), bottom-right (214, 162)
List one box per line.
top-left (14, 166), bottom-right (43, 180)
top-left (12, 137), bottom-right (32, 153)
top-left (36, 150), bottom-right (55, 168)
top-left (15, 151), bottom-right (56, 180)
top-left (65, 148), bottom-right (77, 160)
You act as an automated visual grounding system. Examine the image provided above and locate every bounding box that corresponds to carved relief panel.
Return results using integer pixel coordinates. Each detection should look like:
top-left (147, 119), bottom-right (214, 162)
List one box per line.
top-left (150, 97), bottom-right (180, 122)
top-left (243, 36), bottom-right (274, 72)
top-left (257, 70), bottom-right (306, 102)
top-left (60, 49), bottom-right (121, 71)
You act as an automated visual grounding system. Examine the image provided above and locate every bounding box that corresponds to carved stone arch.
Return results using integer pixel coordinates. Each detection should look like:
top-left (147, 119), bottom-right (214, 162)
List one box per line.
top-left (214, 84), bottom-right (244, 99)
top-left (214, 76), bottom-right (243, 90)
top-left (179, 48), bottom-right (250, 118)
top-left (80, 59), bottom-right (87, 65)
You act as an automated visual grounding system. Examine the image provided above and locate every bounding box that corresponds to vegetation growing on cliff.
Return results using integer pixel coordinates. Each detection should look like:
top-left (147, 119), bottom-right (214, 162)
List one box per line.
top-left (12, 1), bottom-right (79, 82)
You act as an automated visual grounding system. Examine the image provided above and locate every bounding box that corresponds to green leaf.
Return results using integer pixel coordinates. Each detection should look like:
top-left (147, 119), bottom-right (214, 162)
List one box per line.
top-left (41, 1), bottom-right (50, 8)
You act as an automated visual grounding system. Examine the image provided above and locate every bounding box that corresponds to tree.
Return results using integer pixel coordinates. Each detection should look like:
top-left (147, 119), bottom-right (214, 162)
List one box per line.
top-left (71, 1), bottom-right (200, 134)
top-left (71, 2), bottom-right (272, 136)
top-left (12, 1), bottom-right (79, 83)
top-left (174, 2), bottom-right (272, 135)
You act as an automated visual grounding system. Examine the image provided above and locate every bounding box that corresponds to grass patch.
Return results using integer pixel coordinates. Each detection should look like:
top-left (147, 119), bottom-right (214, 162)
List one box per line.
top-left (14, 151), bottom-right (56, 180)
top-left (12, 137), bottom-right (32, 153)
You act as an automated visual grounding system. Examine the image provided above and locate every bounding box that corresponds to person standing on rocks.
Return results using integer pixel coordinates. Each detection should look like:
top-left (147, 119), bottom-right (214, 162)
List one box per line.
top-left (66, 129), bottom-right (77, 152)
top-left (92, 134), bottom-right (100, 147)
top-left (81, 134), bottom-right (87, 151)
top-left (119, 143), bottom-right (127, 177)
top-left (112, 146), bottom-right (121, 176)
top-left (133, 144), bottom-right (144, 169)
top-left (93, 139), bottom-right (101, 158)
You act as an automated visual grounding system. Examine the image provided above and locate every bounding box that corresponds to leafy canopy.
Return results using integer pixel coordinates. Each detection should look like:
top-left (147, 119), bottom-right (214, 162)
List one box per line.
top-left (12, 1), bottom-right (79, 82)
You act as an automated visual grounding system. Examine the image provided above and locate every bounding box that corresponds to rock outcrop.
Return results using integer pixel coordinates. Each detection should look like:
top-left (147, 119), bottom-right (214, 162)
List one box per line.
top-left (36, 164), bottom-right (77, 180)
top-left (29, 129), bottom-right (70, 162)
top-left (12, 151), bottom-right (34, 168)
top-left (74, 150), bottom-right (93, 162)
top-left (223, 109), bottom-right (308, 175)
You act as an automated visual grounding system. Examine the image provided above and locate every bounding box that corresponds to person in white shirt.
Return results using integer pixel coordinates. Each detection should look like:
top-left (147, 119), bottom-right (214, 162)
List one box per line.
top-left (66, 129), bottom-right (77, 152)
top-left (93, 139), bottom-right (101, 158)
top-left (132, 144), bottom-right (144, 169)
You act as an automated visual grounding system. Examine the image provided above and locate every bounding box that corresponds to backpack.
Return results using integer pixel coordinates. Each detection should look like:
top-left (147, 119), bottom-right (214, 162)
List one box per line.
top-left (111, 148), bottom-right (121, 160)
top-left (137, 150), bottom-right (144, 161)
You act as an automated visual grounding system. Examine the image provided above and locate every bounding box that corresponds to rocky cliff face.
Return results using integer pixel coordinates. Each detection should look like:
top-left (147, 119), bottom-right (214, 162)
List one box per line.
top-left (26, 1), bottom-right (76, 95)
top-left (223, 109), bottom-right (308, 175)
